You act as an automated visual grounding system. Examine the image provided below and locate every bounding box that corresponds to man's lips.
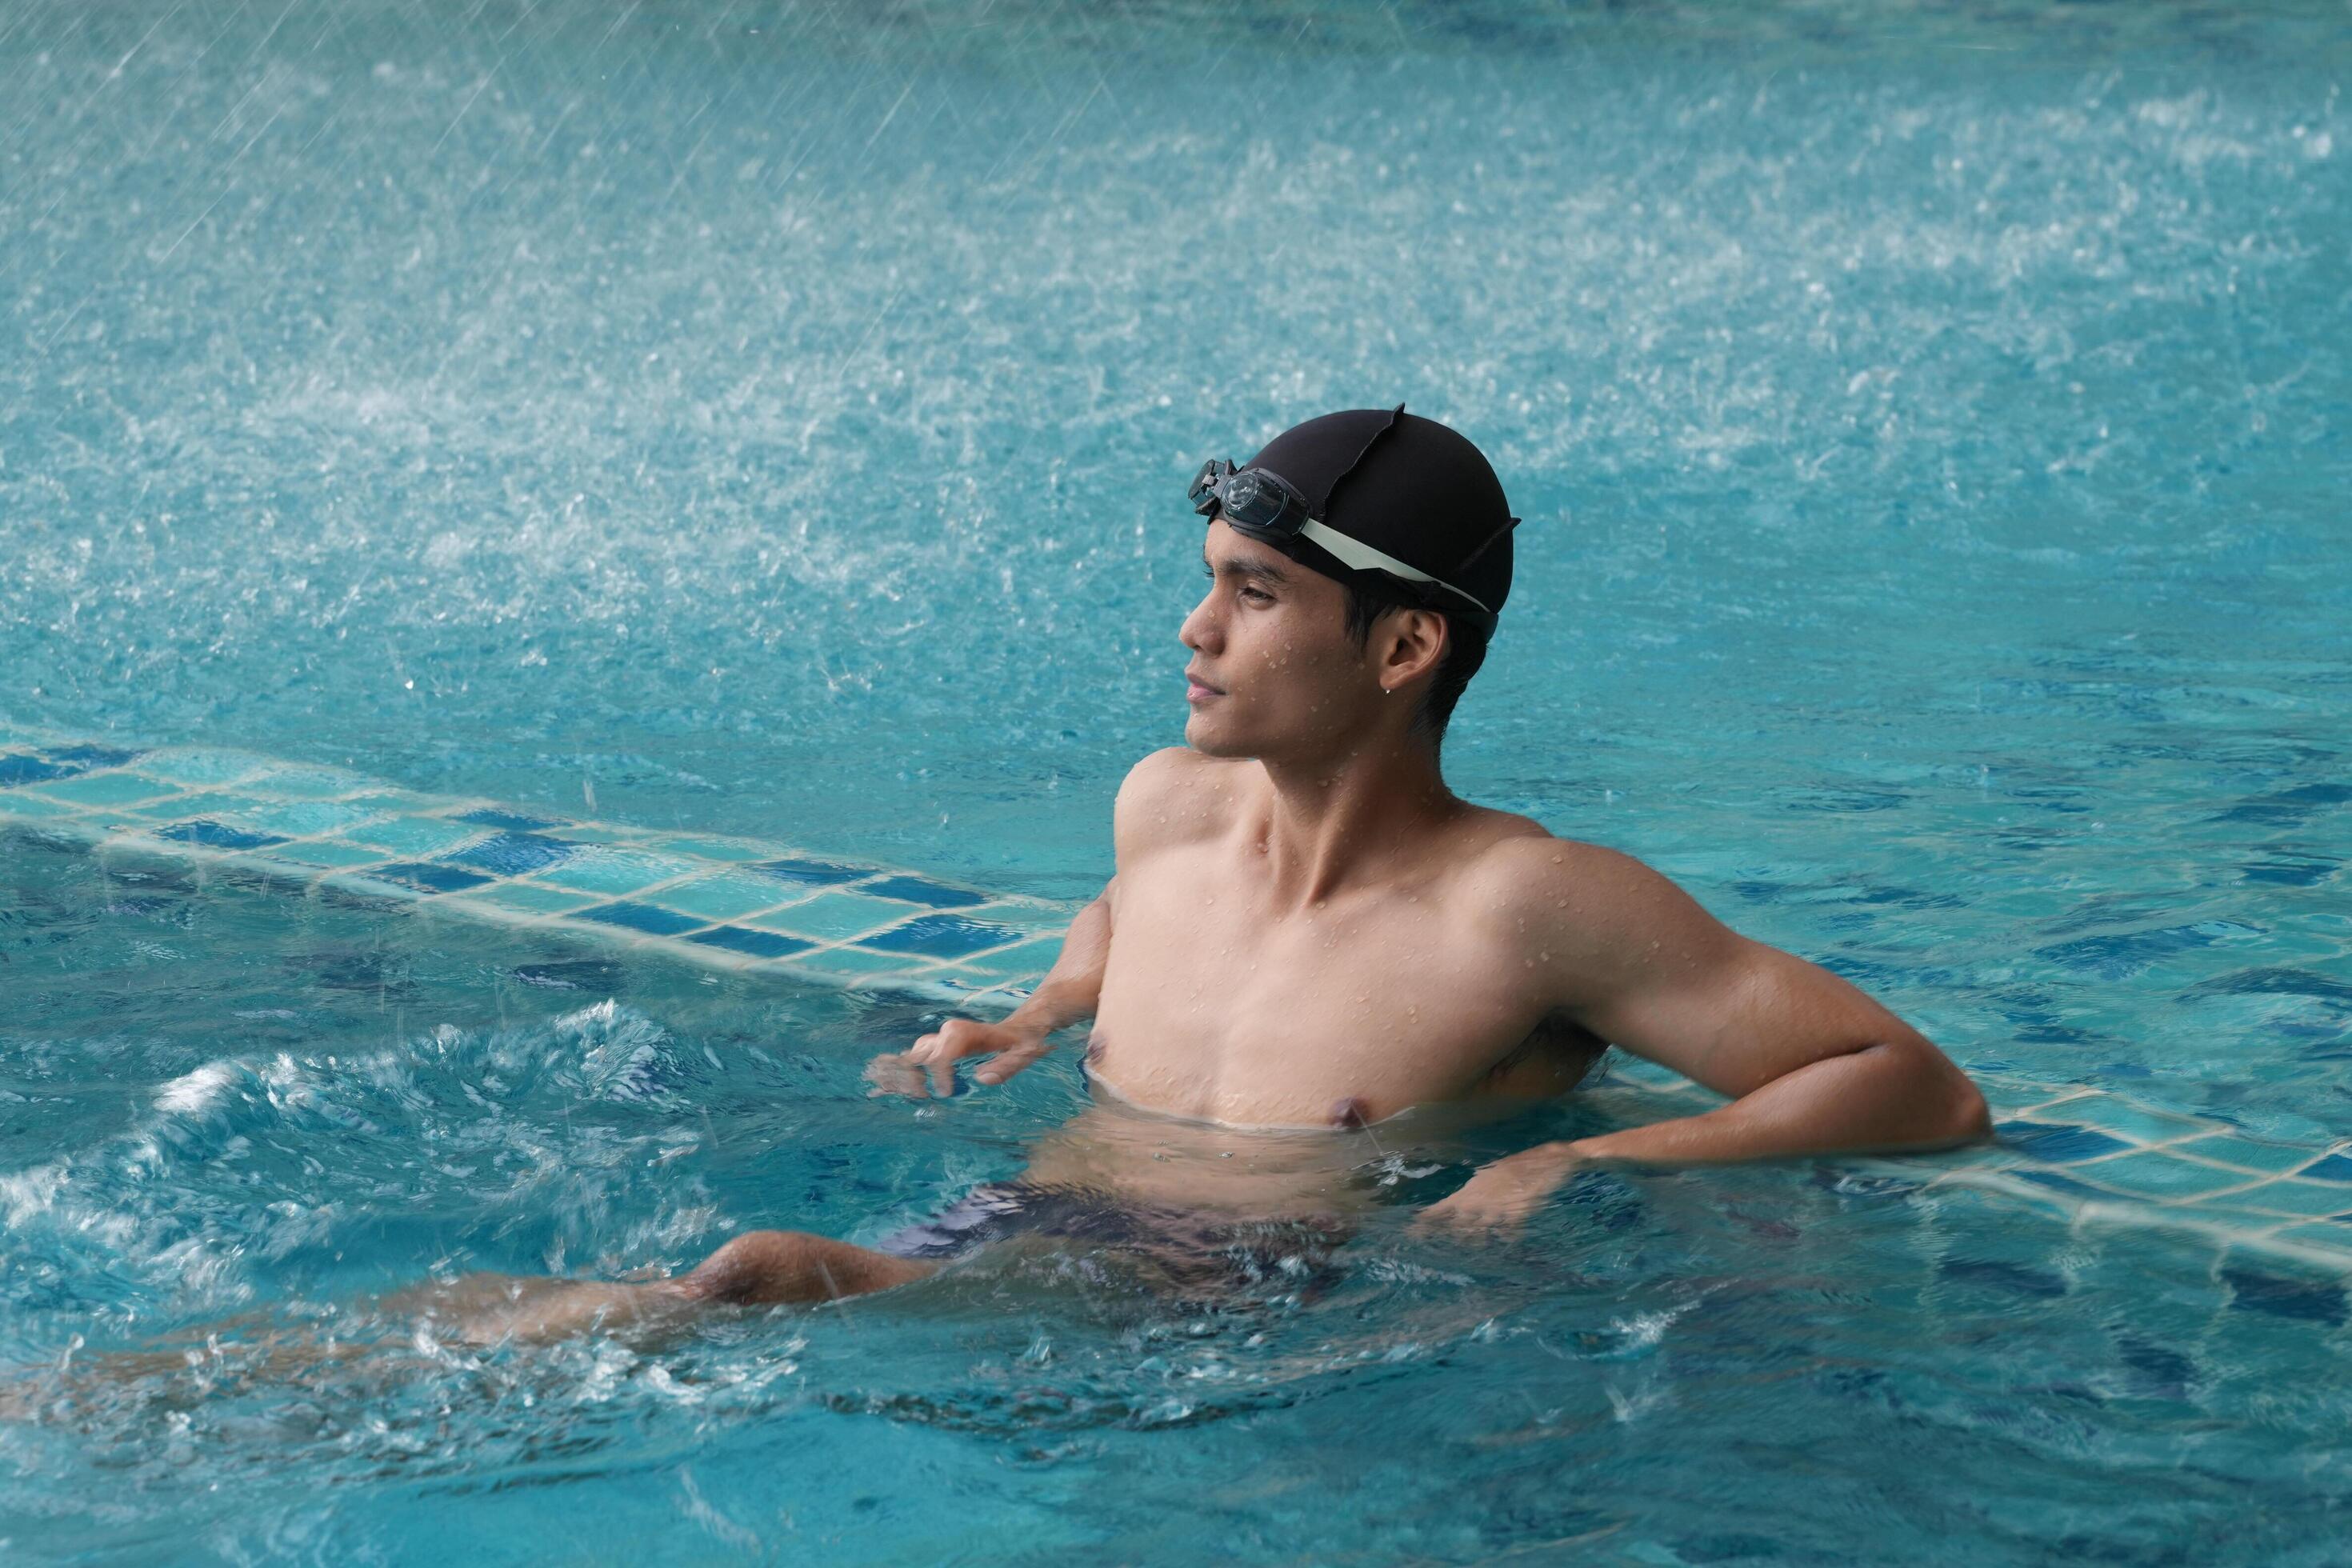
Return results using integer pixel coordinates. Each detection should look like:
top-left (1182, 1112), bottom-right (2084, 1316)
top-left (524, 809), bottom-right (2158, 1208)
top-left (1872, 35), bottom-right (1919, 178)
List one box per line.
top-left (1185, 670), bottom-right (1225, 702)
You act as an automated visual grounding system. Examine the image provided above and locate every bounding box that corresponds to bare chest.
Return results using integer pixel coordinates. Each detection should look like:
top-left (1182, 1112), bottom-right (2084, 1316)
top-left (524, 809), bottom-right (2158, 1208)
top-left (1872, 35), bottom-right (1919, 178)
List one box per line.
top-left (1090, 848), bottom-right (1571, 1128)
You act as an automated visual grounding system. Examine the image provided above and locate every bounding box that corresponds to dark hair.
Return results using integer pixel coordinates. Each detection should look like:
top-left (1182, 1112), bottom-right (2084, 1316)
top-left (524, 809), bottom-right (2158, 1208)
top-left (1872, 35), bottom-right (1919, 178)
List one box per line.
top-left (1341, 582), bottom-right (1494, 749)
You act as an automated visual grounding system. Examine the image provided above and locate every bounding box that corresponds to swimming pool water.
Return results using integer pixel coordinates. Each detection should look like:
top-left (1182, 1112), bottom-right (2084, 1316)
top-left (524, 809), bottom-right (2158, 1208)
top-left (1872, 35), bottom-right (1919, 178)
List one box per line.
top-left (3, 0), bottom-right (2349, 1561)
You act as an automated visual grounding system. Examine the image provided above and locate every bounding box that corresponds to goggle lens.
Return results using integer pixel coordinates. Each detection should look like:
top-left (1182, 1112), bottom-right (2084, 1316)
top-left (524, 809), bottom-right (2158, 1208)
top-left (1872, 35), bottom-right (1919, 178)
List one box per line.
top-left (1186, 459), bottom-right (1305, 534)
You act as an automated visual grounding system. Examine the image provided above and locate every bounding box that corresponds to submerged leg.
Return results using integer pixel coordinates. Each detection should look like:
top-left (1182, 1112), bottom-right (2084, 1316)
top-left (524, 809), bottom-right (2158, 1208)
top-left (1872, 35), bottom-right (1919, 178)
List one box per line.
top-left (418, 1230), bottom-right (938, 1345)
top-left (0, 1234), bottom-right (939, 1418)
top-left (678, 1229), bottom-right (938, 1306)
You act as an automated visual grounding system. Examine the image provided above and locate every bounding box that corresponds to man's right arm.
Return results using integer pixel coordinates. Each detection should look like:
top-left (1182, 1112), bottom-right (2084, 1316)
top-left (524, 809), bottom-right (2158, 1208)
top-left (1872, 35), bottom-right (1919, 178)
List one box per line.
top-left (869, 745), bottom-right (1202, 1098)
top-left (886, 885), bottom-right (1115, 1095)
top-left (954, 883), bottom-right (1110, 1090)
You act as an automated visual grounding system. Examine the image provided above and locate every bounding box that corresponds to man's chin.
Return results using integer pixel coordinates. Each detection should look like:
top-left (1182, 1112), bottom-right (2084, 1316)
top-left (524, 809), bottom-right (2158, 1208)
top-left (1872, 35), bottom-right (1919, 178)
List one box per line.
top-left (1182, 712), bottom-right (1254, 759)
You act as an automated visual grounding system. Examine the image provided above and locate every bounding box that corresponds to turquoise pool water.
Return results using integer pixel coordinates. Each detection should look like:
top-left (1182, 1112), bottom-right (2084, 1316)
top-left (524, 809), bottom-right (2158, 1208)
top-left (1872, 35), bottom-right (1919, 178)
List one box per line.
top-left (4, 1), bottom-right (2349, 1561)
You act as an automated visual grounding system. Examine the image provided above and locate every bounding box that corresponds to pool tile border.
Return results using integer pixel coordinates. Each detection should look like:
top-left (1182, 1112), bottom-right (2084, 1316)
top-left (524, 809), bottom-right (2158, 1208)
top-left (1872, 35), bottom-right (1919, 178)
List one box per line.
top-left (5, 730), bottom-right (2350, 1274)
top-left (0, 733), bottom-right (1060, 1013)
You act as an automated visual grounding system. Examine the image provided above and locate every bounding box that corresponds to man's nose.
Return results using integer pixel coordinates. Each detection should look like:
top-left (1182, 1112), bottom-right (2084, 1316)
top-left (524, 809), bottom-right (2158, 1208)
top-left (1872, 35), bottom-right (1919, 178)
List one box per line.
top-left (1178, 590), bottom-right (1220, 654)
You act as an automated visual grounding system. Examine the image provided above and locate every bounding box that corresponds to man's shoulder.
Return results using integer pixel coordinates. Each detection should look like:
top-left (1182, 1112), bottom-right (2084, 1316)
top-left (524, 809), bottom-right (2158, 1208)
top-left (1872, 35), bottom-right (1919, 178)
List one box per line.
top-left (1451, 821), bottom-right (1695, 951)
top-left (1112, 746), bottom-right (1253, 855)
top-left (1463, 822), bottom-right (1657, 888)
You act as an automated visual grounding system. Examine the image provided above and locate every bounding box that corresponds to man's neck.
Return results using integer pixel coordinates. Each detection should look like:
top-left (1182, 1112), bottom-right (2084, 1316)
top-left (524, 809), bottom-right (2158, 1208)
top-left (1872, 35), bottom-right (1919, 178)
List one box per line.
top-left (1252, 738), bottom-right (1462, 910)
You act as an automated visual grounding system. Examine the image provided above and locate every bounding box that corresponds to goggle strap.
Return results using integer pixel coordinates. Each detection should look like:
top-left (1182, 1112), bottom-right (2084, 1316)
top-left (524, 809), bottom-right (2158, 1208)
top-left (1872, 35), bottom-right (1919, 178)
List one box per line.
top-left (1295, 518), bottom-right (1494, 616)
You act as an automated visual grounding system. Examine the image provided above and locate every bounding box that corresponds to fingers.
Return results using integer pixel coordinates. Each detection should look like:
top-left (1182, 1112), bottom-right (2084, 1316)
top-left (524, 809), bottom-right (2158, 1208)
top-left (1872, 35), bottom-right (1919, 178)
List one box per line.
top-left (862, 1051), bottom-right (929, 1098)
top-left (1409, 1190), bottom-right (1519, 1242)
top-left (906, 1020), bottom-right (985, 1067)
top-left (971, 1038), bottom-right (1046, 1086)
top-left (901, 1018), bottom-right (1050, 1094)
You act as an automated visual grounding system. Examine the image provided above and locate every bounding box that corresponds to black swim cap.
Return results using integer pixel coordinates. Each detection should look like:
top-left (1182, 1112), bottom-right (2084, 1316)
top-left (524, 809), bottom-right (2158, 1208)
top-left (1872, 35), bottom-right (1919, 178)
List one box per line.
top-left (1238, 404), bottom-right (1518, 618)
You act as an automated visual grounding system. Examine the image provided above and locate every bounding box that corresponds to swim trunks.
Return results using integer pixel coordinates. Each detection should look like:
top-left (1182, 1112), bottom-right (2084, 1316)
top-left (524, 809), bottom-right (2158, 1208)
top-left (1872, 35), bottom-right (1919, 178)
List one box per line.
top-left (871, 1181), bottom-right (1354, 1306)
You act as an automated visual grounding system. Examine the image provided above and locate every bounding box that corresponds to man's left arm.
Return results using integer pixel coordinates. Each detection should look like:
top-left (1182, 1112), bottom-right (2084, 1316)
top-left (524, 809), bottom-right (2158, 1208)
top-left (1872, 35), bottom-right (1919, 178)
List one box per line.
top-left (1424, 844), bottom-right (1991, 1232)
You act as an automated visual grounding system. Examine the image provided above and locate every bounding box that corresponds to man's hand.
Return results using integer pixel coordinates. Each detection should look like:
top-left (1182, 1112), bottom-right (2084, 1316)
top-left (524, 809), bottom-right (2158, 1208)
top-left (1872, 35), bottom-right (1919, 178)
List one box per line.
top-left (865, 1018), bottom-right (1054, 1099)
top-left (1412, 1142), bottom-right (1585, 1241)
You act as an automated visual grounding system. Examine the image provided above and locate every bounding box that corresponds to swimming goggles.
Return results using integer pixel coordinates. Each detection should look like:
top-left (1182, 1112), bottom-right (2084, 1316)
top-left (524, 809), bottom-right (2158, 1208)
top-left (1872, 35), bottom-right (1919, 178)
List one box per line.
top-left (1186, 458), bottom-right (1498, 617)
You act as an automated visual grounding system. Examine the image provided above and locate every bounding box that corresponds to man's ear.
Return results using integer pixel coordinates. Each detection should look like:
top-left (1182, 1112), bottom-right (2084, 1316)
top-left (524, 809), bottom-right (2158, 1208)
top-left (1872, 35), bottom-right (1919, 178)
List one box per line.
top-left (1378, 608), bottom-right (1450, 690)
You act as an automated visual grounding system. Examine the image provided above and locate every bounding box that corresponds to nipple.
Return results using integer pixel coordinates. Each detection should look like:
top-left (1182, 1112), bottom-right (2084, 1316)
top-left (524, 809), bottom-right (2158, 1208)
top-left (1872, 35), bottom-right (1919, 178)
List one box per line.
top-left (1329, 1096), bottom-right (1369, 1130)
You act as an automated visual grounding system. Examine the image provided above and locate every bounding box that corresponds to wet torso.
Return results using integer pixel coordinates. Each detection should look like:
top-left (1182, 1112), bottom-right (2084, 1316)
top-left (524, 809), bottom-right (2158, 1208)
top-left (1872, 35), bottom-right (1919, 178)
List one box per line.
top-left (1082, 752), bottom-right (1606, 1142)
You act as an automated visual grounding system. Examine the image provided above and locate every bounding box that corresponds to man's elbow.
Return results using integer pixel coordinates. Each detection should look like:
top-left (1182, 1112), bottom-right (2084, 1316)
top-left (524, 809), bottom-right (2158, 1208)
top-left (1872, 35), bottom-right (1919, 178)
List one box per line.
top-left (1870, 1039), bottom-right (1993, 1149)
top-left (1914, 1046), bottom-right (1993, 1146)
top-left (1943, 1074), bottom-right (1994, 1145)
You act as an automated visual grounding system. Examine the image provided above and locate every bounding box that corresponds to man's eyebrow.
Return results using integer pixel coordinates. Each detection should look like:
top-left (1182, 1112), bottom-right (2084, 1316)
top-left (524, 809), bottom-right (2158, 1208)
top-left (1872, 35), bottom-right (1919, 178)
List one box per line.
top-left (1202, 550), bottom-right (1290, 585)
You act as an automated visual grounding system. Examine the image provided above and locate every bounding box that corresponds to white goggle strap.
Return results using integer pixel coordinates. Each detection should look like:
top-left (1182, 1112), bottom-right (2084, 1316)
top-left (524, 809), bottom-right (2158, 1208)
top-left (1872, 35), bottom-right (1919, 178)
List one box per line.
top-left (1295, 518), bottom-right (1494, 616)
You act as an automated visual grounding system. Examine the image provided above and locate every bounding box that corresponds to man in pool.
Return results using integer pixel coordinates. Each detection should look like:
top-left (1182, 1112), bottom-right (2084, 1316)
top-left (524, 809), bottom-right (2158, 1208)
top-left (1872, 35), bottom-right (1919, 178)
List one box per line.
top-left (444, 406), bottom-right (1991, 1342)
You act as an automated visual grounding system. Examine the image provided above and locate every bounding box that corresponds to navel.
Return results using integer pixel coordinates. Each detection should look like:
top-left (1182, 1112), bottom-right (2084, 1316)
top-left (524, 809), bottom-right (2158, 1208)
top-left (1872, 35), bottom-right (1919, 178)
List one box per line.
top-left (1329, 1096), bottom-right (1369, 1130)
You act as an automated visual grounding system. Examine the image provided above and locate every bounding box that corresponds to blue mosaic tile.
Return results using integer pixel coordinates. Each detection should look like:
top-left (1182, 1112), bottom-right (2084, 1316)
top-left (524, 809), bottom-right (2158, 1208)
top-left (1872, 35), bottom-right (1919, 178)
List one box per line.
top-left (370, 862), bottom-right (494, 894)
top-left (2295, 1153), bottom-right (2352, 1184)
top-left (750, 856), bottom-right (870, 889)
top-left (652, 871), bottom-right (801, 923)
top-left (542, 824), bottom-right (655, 846)
top-left (954, 935), bottom-right (1064, 980)
top-left (158, 819), bottom-right (287, 851)
top-left (688, 925), bottom-right (813, 959)
top-left (531, 846), bottom-right (699, 896)
top-left (140, 749), bottom-right (270, 787)
top-left (2232, 1180), bottom-right (2352, 1221)
top-left (2069, 1154), bottom-right (2252, 1201)
top-left (237, 764), bottom-right (370, 799)
top-left (786, 946), bottom-right (931, 978)
top-left (2273, 1223), bottom-right (2352, 1254)
top-left (27, 771), bottom-right (180, 806)
top-left (2222, 1267), bottom-right (2347, 1326)
top-left (443, 830), bottom-right (575, 876)
top-left (230, 799), bottom-right (388, 839)
top-left (251, 840), bottom-right (387, 870)
top-left (572, 902), bottom-right (707, 938)
top-left (862, 875), bottom-right (986, 910)
top-left (456, 807), bottom-right (566, 831)
top-left (339, 792), bottom-right (428, 815)
top-left (743, 890), bottom-right (916, 942)
top-left (343, 817), bottom-right (490, 858)
top-left (1997, 1121), bottom-right (2133, 1163)
top-left (960, 901), bottom-right (1076, 936)
top-left (2017, 1168), bottom-right (2109, 1201)
top-left (649, 834), bottom-right (777, 863)
top-left (0, 754), bottom-right (80, 786)
top-left (443, 881), bottom-right (602, 917)
top-left (2069, 1101), bottom-right (2222, 1146)
top-left (858, 914), bottom-right (1027, 959)
top-left (2174, 1134), bottom-right (2329, 1176)
top-left (46, 744), bottom-right (141, 769)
